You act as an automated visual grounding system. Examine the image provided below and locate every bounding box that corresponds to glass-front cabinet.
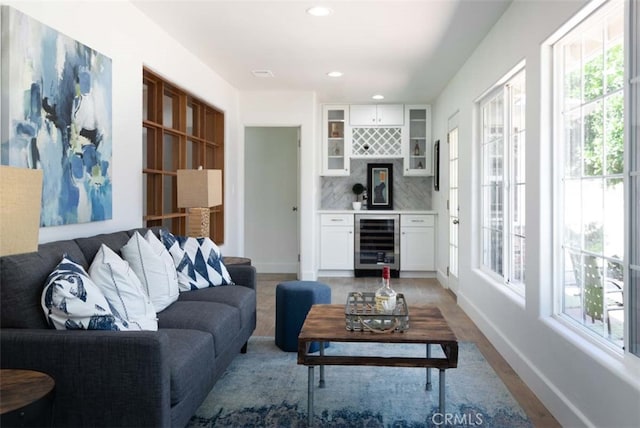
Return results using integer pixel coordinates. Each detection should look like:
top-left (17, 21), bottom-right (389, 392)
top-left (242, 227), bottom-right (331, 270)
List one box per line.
top-left (402, 105), bottom-right (432, 176)
top-left (322, 105), bottom-right (350, 176)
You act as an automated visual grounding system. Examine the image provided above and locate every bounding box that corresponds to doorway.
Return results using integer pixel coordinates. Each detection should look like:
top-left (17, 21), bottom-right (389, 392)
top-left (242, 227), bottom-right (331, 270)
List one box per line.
top-left (448, 113), bottom-right (459, 294)
top-left (244, 127), bottom-right (300, 274)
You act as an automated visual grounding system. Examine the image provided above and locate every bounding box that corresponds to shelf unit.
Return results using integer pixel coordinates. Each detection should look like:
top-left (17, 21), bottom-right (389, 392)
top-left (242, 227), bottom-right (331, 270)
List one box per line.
top-left (142, 68), bottom-right (225, 242)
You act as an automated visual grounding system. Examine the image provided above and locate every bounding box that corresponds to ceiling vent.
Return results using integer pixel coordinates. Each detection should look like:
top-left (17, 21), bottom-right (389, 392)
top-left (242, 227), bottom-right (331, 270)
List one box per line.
top-left (252, 70), bottom-right (274, 78)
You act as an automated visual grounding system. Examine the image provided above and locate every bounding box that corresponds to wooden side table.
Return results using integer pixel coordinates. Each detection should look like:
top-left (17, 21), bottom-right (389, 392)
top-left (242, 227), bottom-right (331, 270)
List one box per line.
top-left (0, 369), bottom-right (55, 427)
top-left (222, 256), bottom-right (251, 266)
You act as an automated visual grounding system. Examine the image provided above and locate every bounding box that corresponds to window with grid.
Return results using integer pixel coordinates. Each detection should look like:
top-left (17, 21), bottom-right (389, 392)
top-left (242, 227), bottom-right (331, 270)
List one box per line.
top-left (629, 0), bottom-right (639, 357)
top-left (479, 68), bottom-right (526, 296)
top-left (553, 0), bottom-right (624, 348)
top-left (142, 68), bottom-right (225, 243)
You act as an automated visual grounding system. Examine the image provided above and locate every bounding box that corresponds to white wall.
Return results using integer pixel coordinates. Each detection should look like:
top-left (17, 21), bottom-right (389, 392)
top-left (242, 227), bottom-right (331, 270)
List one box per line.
top-left (4, 0), bottom-right (243, 255)
top-left (432, 0), bottom-right (640, 426)
top-left (239, 91), bottom-right (318, 280)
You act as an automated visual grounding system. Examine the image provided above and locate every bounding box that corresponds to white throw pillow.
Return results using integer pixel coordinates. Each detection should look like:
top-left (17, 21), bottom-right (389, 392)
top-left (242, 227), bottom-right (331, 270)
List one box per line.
top-left (41, 256), bottom-right (127, 330)
top-left (89, 244), bottom-right (158, 331)
top-left (160, 230), bottom-right (233, 291)
top-left (121, 231), bottom-right (179, 312)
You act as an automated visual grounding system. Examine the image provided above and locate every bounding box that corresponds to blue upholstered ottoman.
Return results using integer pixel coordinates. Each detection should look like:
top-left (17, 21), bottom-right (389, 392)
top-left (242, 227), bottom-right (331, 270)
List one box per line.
top-left (275, 280), bottom-right (331, 352)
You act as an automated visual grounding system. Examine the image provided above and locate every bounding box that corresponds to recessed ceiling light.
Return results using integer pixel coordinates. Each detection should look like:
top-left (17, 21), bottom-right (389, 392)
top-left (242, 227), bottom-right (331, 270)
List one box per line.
top-left (306, 6), bottom-right (333, 17)
top-left (372, 94), bottom-right (385, 100)
top-left (327, 71), bottom-right (343, 78)
top-left (252, 70), bottom-right (274, 78)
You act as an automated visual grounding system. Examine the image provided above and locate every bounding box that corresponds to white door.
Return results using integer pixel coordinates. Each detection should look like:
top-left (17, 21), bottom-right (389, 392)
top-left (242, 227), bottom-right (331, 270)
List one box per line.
top-left (448, 113), bottom-right (460, 293)
top-left (244, 127), bottom-right (299, 274)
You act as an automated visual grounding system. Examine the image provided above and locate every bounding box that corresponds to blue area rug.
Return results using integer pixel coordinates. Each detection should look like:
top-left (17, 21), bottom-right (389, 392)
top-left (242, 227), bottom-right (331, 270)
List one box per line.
top-left (187, 337), bottom-right (532, 427)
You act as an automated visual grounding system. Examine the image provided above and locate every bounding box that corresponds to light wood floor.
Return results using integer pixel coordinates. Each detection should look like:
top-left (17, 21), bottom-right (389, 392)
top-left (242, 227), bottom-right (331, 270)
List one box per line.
top-left (253, 274), bottom-right (560, 428)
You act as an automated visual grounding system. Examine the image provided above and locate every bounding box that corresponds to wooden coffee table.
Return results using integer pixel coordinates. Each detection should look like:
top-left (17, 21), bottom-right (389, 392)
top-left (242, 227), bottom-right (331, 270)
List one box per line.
top-left (297, 304), bottom-right (458, 425)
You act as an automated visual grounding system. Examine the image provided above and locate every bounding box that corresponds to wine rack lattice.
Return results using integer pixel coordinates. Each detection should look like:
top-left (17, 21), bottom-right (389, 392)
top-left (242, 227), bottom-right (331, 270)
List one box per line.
top-left (351, 127), bottom-right (402, 157)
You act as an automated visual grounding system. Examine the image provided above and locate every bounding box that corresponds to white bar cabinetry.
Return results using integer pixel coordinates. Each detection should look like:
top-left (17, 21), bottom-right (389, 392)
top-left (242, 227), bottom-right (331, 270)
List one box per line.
top-left (321, 103), bottom-right (432, 176)
top-left (349, 104), bottom-right (404, 126)
top-left (321, 105), bottom-right (350, 176)
top-left (319, 214), bottom-right (354, 270)
top-left (402, 105), bottom-right (432, 176)
top-left (400, 214), bottom-right (435, 271)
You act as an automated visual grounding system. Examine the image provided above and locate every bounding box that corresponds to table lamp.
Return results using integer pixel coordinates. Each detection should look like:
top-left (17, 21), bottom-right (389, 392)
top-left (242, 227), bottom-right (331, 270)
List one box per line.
top-left (0, 166), bottom-right (43, 256)
top-left (177, 168), bottom-right (222, 238)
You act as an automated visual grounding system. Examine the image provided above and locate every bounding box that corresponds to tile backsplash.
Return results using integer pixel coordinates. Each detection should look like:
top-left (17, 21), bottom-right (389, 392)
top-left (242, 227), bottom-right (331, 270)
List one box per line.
top-left (320, 159), bottom-right (432, 210)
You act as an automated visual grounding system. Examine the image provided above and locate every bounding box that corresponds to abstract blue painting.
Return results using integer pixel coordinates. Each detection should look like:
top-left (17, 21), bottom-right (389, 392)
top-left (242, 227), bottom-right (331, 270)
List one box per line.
top-left (1, 6), bottom-right (112, 226)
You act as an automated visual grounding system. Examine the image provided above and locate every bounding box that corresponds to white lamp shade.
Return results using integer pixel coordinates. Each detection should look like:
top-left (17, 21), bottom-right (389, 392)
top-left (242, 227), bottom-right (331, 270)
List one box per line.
top-left (0, 166), bottom-right (43, 256)
top-left (176, 169), bottom-right (222, 208)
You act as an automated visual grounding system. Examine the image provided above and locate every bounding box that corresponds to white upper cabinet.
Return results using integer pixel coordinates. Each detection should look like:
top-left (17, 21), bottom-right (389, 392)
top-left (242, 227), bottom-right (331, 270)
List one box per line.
top-left (402, 105), bottom-right (432, 176)
top-left (320, 103), bottom-right (432, 169)
top-left (321, 105), bottom-right (351, 176)
top-left (349, 104), bottom-right (404, 126)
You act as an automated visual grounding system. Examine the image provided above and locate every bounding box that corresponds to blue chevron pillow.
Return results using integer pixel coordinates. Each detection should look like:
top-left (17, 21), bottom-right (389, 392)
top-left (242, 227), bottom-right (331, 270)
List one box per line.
top-left (160, 230), bottom-right (233, 291)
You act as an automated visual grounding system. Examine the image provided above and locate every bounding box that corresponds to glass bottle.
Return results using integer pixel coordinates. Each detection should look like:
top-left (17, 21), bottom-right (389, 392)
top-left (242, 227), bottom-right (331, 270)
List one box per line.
top-left (375, 266), bottom-right (397, 314)
top-left (414, 142), bottom-right (420, 156)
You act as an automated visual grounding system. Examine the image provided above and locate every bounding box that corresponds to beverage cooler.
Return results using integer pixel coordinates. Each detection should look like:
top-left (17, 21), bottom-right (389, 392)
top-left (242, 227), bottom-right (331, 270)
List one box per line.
top-left (354, 214), bottom-right (400, 277)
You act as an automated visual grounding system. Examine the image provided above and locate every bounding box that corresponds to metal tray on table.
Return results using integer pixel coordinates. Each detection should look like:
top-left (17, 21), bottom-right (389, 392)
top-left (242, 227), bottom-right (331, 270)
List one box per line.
top-left (344, 292), bottom-right (409, 332)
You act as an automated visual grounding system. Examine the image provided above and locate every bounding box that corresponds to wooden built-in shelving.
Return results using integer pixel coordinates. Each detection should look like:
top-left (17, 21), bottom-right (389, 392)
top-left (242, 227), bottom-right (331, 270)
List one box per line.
top-left (142, 68), bottom-right (225, 243)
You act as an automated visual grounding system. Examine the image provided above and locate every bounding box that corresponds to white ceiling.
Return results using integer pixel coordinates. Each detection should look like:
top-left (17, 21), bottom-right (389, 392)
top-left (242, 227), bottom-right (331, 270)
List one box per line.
top-left (132, 0), bottom-right (512, 104)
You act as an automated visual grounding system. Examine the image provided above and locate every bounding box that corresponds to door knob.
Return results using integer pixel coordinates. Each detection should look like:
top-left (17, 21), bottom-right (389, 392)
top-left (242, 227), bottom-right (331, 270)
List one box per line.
top-left (452, 219), bottom-right (459, 225)
top-left (292, 206), bottom-right (298, 212)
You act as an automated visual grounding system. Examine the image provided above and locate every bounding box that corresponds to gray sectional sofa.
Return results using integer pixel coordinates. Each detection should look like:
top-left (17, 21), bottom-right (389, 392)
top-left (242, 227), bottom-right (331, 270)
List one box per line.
top-left (0, 227), bottom-right (256, 427)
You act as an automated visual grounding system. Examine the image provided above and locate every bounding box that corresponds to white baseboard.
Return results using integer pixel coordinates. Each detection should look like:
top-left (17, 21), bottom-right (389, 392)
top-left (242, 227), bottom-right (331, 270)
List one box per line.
top-left (436, 268), bottom-right (448, 288)
top-left (398, 271), bottom-right (436, 278)
top-left (316, 270), bottom-right (355, 278)
top-left (253, 262), bottom-right (297, 274)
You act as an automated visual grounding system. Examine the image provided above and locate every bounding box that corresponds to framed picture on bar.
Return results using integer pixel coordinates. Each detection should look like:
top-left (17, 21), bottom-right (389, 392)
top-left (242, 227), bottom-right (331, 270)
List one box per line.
top-left (367, 163), bottom-right (393, 210)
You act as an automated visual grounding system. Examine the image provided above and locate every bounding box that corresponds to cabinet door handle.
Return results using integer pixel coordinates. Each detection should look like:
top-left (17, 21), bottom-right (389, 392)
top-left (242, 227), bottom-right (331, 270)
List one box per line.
top-left (453, 219), bottom-right (459, 225)
top-left (411, 219), bottom-right (424, 223)
top-left (330, 219), bottom-right (343, 222)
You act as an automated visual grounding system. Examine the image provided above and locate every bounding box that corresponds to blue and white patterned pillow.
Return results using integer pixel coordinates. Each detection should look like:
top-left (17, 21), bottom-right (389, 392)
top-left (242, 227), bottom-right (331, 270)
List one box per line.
top-left (41, 256), bottom-right (127, 330)
top-left (160, 230), bottom-right (233, 291)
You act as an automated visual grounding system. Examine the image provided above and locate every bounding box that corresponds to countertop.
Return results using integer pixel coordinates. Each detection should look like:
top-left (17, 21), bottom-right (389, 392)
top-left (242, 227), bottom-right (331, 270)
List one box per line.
top-left (318, 210), bottom-right (437, 215)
